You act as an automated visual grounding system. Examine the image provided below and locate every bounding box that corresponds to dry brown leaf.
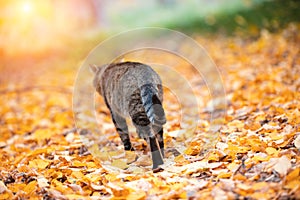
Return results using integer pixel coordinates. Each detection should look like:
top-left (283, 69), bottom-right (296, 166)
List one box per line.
top-left (0, 181), bottom-right (7, 194)
top-left (269, 156), bottom-right (292, 176)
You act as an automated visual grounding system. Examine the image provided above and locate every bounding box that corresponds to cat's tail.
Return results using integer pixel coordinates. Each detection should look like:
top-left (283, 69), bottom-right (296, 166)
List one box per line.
top-left (140, 84), bottom-right (166, 126)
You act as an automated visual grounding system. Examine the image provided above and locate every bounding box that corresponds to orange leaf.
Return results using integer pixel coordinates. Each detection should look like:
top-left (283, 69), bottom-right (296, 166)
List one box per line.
top-left (23, 181), bottom-right (37, 195)
top-left (29, 159), bottom-right (51, 169)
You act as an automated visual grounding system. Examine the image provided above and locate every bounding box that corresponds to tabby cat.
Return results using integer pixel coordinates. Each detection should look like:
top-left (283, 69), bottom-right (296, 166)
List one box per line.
top-left (90, 62), bottom-right (166, 169)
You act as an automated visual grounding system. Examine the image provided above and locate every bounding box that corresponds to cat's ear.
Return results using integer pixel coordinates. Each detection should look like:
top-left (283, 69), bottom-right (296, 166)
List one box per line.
top-left (89, 64), bottom-right (98, 74)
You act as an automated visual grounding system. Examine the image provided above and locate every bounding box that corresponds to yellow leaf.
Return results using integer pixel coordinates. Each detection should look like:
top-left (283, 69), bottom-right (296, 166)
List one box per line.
top-left (251, 192), bottom-right (274, 200)
top-left (95, 151), bottom-right (110, 162)
top-left (237, 183), bottom-right (253, 192)
top-left (108, 182), bottom-right (130, 198)
top-left (265, 147), bottom-right (278, 156)
top-left (71, 171), bottom-right (85, 179)
top-left (27, 147), bottom-right (55, 157)
top-left (174, 154), bottom-right (185, 163)
top-left (91, 191), bottom-right (101, 197)
top-left (252, 155), bottom-right (269, 162)
top-left (65, 194), bottom-right (87, 199)
top-left (227, 162), bottom-right (240, 172)
top-left (86, 162), bottom-right (97, 168)
top-left (89, 143), bottom-right (101, 155)
top-left (72, 160), bottom-right (86, 167)
top-left (29, 159), bottom-right (51, 169)
top-left (217, 172), bottom-right (232, 179)
top-left (0, 192), bottom-right (12, 200)
top-left (227, 120), bottom-right (244, 129)
top-left (53, 111), bottom-right (72, 128)
top-left (237, 146), bottom-right (250, 154)
top-left (126, 191), bottom-right (146, 200)
top-left (284, 180), bottom-right (300, 190)
top-left (233, 174), bottom-right (247, 181)
top-left (111, 159), bottom-right (128, 170)
top-left (286, 168), bottom-right (300, 182)
top-left (184, 139), bottom-right (204, 156)
top-left (252, 182), bottom-right (268, 190)
top-left (125, 151), bottom-right (137, 164)
top-left (184, 146), bottom-right (200, 156)
top-left (105, 174), bottom-right (118, 182)
top-left (109, 150), bottom-right (125, 158)
top-left (33, 129), bottom-right (54, 141)
top-left (207, 152), bottom-right (220, 162)
top-left (23, 181), bottom-right (37, 194)
top-left (51, 179), bottom-right (68, 193)
top-left (7, 183), bottom-right (26, 193)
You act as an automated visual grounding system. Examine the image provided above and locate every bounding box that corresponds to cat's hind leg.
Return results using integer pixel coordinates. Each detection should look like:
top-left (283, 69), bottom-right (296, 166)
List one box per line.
top-left (148, 135), bottom-right (164, 169)
top-left (111, 111), bottom-right (133, 151)
top-left (132, 122), bottom-right (164, 169)
top-left (152, 125), bottom-right (164, 158)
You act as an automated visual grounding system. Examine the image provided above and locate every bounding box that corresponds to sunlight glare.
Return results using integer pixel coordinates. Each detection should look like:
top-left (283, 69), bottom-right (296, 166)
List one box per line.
top-left (22, 2), bottom-right (33, 14)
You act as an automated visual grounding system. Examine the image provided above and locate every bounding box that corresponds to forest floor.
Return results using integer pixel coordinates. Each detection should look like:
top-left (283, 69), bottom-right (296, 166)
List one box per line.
top-left (0, 24), bottom-right (300, 199)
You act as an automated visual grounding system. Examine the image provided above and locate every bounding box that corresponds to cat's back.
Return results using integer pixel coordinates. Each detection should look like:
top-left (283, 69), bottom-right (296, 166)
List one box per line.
top-left (102, 62), bottom-right (161, 87)
top-left (101, 62), bottom-right (162, 117)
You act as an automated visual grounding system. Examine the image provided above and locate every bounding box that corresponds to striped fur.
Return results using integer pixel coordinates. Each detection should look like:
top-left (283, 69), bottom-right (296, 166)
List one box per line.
top-left (91, 62), bottom-right (166, 169)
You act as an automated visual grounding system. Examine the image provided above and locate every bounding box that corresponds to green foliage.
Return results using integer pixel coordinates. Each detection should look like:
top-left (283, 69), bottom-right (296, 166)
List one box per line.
top-left (112, 0), bottom-right (300, 36)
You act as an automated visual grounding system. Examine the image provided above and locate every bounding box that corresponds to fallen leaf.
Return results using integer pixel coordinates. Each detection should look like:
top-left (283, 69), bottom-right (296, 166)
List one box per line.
top-left (211, 187), bottom-right (228, 200)
top-left (166, 129), bottom-right (186, 137)
top-left (0, 181), bottom-right (7, 194)
top-left (125, 151), bottom-right (137, 164)
top-left (107, 182), bottom-right (130, 197)
top-left (216, 142), bottom-right (229, 151)
top-left (111, 159), bottom-right (128, 170)
top-left (29, 159), bottom-right (51, 169)
top-left (271, 156), bottom-right (291, 176)
top-left (23, 181), bottom-right (37, 195)
top-left (72, 160), bottom-right (86, 167)
top-left (0, 192), bottom-right (12, 200)
top-left (125, 191), bottom-right (146, 200)
top-left (37, 176), bottom-right (49, 188)
top-left (294, 134), bottom-right (300, 149)
top-left (265, 147), bottom-right (278, 156)
top-left (135, 155), bottom-right (152, 167)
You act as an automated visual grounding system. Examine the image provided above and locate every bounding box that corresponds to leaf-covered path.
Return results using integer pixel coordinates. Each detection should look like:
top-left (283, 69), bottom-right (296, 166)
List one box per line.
top-left (0, 26), bottom-right (299, 199)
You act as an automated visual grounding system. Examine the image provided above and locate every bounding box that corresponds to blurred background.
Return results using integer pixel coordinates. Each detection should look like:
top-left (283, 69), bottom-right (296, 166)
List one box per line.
top-left (0, 0), bottom-right (299, 57)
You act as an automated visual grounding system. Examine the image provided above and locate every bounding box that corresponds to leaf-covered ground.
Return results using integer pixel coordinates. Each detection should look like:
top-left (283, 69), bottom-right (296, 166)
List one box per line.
top-left (0, 25), bottom-right (300, 199)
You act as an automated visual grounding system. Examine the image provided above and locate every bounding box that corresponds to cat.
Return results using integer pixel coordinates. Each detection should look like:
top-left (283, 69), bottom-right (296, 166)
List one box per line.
top-left (90, 61), bottom-right (166, 169)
